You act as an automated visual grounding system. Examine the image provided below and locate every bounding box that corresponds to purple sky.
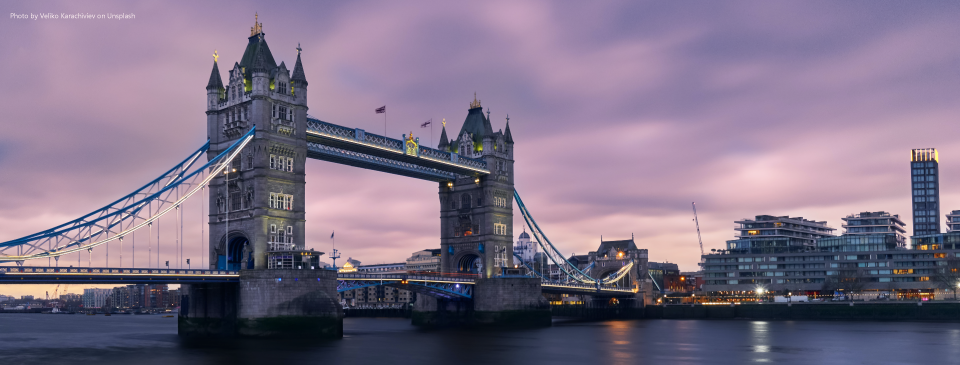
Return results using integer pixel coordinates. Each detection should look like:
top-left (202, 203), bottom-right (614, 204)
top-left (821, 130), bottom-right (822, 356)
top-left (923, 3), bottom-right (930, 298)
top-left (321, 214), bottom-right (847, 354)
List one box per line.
top-left (2, 1), bottom-right (960, 296)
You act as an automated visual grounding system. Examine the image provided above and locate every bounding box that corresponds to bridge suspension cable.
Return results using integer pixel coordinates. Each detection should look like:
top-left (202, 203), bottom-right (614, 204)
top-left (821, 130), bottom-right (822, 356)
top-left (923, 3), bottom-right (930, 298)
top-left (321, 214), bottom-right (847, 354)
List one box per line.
top-left (0, 127), bottom-right (256, 263)
top-left (513, 191), bottom-right (598, 284)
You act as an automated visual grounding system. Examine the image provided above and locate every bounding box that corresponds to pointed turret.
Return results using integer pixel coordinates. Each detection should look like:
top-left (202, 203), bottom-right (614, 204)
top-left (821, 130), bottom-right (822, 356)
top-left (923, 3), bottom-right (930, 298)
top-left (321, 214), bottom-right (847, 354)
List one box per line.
top-left (504, 115), bottom-right (514, 144)
top-left (438, 123), bottom-right (450, 151)
top-left (458, 93), bottom-right (495, 145)
top-left (292, 45), bottom-right (308, 86)
top-left (206, 60), bottom-right (223, 90)
top-left (250, 38), bottom-right (271, 73)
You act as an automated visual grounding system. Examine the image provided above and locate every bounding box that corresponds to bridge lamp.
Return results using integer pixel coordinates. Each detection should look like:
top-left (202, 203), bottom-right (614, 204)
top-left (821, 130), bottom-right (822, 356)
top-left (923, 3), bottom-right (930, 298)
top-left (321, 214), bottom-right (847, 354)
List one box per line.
top-left (474, 177), bottom-right (480, 184)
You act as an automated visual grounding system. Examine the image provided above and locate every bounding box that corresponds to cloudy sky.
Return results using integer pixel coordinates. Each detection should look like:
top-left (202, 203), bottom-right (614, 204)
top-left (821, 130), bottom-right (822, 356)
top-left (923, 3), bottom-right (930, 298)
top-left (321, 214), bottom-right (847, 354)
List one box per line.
top-left (1, 1), bottom-right (959, 296)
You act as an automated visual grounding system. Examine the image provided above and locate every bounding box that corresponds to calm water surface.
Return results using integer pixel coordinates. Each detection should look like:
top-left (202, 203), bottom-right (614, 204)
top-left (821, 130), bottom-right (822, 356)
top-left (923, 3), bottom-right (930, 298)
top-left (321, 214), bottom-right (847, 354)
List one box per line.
top-left (0, 314), bottom-right (958, 364)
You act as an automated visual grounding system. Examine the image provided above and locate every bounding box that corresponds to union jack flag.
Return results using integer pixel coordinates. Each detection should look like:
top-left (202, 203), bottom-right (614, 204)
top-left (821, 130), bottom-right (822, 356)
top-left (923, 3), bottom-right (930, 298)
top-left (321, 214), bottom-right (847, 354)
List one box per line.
top-left (421, 119), bottom-right (432, 128)
top-left (375, 106), bottom-right (386, 114)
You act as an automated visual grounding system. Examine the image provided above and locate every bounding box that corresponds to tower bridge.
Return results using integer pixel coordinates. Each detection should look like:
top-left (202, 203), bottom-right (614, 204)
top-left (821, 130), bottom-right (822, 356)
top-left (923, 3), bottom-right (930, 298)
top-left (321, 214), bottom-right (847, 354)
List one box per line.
top-left (0, 18), bottom-right (648, 337)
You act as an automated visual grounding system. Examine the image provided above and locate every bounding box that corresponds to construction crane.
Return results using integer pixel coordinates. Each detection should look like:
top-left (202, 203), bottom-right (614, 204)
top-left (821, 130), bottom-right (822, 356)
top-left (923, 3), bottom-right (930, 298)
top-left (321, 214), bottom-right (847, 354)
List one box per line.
top-left (692, 202), bottom-right (704, 256)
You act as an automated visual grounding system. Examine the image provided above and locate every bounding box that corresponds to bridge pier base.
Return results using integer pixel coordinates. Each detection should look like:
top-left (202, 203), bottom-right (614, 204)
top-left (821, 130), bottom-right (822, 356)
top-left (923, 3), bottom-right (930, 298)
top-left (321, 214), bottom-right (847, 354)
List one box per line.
top-left (411, 295), bottom-right (472, 327)
top-left (179, 282), bottom-right (239, 337)
top-left (473, 277), bottom-right (551, 327)
top-left (412, 277), bottom-right (550, 328)
top-left (179, 269), bottom-right (343, 338)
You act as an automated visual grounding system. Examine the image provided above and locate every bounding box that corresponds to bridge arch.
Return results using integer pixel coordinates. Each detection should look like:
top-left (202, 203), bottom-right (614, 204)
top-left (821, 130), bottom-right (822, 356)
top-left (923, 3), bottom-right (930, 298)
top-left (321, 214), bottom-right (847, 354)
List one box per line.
top-left (216, 232), bottom-right (252, 270)
top-left (456, 252), bottom-right (481, 274)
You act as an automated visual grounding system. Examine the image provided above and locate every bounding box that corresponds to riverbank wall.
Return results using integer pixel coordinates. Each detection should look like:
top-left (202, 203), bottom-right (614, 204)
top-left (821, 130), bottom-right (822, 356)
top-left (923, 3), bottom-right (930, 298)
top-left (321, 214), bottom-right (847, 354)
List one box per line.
top-left (645, 302), bottom-right (960, 321)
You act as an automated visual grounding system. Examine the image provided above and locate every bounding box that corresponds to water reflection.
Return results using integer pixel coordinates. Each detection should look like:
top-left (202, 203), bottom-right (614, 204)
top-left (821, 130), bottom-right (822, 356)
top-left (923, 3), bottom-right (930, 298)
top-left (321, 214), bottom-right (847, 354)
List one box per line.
top-left (0, 315), bottom-right (958, 364)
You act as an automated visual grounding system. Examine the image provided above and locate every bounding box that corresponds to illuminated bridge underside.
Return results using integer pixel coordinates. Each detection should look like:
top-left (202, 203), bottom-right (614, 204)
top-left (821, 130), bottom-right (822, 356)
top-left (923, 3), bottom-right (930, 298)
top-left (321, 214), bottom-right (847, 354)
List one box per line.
top-left (0, 267), bottom-right (239, 284)
top-left (306, 118), bottom-right (489, 182)
top-left (337, 273), bottom-right (474, 299)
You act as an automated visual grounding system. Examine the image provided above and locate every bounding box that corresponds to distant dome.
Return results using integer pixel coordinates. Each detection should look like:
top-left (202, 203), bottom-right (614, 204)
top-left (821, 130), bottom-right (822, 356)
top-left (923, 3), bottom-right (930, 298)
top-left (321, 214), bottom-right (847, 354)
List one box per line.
top-left (519, 231), bottom-right (530, 239)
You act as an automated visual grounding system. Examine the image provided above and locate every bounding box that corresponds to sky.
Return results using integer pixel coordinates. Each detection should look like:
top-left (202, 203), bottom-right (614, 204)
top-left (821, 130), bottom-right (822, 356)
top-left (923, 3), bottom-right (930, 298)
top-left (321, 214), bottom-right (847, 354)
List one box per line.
top-left (1, 1), bottom-right (960, 297)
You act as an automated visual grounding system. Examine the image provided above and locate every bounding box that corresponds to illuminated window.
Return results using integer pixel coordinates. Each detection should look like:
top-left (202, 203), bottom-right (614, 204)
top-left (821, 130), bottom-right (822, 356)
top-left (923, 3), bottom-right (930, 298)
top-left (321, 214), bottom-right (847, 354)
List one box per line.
top-left (269, 193), bottom-right (294, 210)
top-left (494, 223), bottom-right (507, 235)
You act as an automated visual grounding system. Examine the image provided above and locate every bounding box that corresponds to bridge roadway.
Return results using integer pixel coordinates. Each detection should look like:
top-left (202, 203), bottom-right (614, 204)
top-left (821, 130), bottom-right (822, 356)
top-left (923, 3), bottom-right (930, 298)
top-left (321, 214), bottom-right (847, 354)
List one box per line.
top-left (0, 267), bottom-right (637, 297)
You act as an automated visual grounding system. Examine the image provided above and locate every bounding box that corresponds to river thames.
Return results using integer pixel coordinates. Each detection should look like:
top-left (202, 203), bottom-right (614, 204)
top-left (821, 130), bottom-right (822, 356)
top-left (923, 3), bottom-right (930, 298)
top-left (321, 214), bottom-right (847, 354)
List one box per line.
top-left (0, 314), bottom-right (958, 364)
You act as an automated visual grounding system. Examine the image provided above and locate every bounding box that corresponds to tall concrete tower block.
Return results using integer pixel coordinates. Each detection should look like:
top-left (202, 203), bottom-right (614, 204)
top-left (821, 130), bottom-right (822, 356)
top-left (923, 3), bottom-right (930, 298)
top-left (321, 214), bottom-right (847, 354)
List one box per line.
top-left (438, 97), bottom-right (516, 277)
top-left (205, 24), bottom-right (309, 271)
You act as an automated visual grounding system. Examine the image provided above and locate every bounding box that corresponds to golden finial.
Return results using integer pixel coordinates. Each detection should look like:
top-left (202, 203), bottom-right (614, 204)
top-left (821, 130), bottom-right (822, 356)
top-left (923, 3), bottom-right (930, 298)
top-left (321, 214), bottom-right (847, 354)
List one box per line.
top-left (470, 92), bottom-right (481, 109)
top-left (213, 50), bottom-right (218, 63)
top-left (408, 131), bottom-right (414, 141)
top-left (442, 118), bottom-right (446, 127)
top-left (251, 13), bottom-right (263, 36)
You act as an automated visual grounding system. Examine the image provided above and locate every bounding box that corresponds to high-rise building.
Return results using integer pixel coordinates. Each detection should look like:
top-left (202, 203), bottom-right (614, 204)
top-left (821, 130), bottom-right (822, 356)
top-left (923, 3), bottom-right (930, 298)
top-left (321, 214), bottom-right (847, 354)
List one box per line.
top-left (83, 289), bottom-right (111, 309)
top-left (910, 148), bottom-right (940, 236)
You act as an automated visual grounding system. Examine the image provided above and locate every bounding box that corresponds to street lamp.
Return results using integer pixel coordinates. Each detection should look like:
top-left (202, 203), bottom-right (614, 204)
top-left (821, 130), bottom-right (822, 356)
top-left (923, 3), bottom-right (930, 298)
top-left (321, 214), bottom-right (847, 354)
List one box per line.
top-left (756, 287), bottom-right (766, 303)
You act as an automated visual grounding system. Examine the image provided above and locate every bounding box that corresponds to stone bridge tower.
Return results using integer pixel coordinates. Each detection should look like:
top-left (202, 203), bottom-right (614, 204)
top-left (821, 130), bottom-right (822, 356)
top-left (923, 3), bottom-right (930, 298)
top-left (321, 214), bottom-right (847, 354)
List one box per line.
top-left (438, 96), bottom-right (515, 277)
top-left (204, 18), bottom-right (309, 270)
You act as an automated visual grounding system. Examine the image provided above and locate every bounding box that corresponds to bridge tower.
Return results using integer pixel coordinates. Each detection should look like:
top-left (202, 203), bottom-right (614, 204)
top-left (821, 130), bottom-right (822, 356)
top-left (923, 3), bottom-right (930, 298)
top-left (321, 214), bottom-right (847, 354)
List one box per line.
top-left (205, 18), bottom-right (309, 271)
top-left (185, 17), bottom-right (341, 339)
top-left (438, 97), bottom-right (515, 278)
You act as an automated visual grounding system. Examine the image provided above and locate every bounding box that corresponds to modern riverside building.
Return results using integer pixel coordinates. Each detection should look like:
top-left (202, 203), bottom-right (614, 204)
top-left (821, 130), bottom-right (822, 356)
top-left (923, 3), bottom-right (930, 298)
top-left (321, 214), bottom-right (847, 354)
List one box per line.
top-left (946, 210), bottom-right (960, 232)
top-left (726, 215), bottom-right (835, 254)
top-left (838, 211), bottom-right (906, 248)
top-left (911, 148), bottom-right (940, 236)
top-left (704, 212), bottom-right (960, 297)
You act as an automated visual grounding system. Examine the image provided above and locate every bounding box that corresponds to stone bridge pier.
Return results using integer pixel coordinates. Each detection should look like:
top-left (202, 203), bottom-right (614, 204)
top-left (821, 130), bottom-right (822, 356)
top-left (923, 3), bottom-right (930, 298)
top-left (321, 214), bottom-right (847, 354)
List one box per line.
top-left (180, 269), bottom-right (342, 338)
top-left (413, 277), bottom-right (550, 328)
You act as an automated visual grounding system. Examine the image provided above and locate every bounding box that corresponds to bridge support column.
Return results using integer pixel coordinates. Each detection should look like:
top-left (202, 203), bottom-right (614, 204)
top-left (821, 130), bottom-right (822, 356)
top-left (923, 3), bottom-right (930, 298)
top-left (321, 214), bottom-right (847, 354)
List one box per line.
top-left (236, 269), bottom-right (343, 338)
top-left (411, 295), bottom-right (472, 327)
top-left (473, 277), bottom-right (551, 327)
top-left (179, 269), bottom-right (342, 338)
top-left (179, 283), bottom-right (240, 337)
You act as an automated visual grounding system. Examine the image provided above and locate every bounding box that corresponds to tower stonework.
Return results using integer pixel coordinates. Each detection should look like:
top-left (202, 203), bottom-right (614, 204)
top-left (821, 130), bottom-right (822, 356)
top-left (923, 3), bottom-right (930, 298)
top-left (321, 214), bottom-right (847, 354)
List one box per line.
top-left (183, 19), bottom-right (342, 339)
top-left (205, 26), bottom-right (309, 270)
top-left (438, 98), bottom-right (516, 277)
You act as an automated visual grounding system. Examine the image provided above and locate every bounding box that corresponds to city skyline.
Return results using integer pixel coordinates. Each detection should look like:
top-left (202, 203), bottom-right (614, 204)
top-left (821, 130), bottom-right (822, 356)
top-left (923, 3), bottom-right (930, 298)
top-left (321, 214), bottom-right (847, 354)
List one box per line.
top-left (2, 1), bottom-right (960, 298)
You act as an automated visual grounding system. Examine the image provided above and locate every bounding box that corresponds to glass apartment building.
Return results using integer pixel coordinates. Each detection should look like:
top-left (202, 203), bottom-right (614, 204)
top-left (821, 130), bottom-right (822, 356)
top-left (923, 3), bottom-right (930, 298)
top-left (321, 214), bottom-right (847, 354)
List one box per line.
top-left (946, 210), bottom-right (960, 233)
top-left (726, 215), bottom-right (835, 254)
top-left (704, 212), bottom-right (959, 295)
top-left (911, 148), bottom-right (940, 236)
